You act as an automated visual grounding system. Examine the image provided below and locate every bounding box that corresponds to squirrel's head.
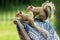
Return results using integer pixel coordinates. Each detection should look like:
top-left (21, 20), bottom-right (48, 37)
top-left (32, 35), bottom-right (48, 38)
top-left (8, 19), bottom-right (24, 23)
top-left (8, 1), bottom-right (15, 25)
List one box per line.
top-left (16, 11), bottom-right (22, 17)
top-left (16, 11), bottom-right (23, 20)
top-left (26, 5), bottom-right (33, 12)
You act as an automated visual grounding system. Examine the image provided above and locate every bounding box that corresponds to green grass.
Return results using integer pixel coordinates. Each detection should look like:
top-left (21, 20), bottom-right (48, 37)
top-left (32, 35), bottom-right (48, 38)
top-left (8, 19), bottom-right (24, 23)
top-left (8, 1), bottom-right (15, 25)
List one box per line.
top-left (0, 10), bottom-right (20, 40)
top-left (0, 21), bottom-right (20, 40)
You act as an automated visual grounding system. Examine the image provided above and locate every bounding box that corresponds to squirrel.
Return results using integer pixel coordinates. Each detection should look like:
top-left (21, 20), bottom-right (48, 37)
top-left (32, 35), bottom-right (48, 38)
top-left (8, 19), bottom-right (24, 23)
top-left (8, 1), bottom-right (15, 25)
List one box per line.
top-left (15, 11), bottom-right (49, 38)
top-left (26, 1), bottom-right (55, 21)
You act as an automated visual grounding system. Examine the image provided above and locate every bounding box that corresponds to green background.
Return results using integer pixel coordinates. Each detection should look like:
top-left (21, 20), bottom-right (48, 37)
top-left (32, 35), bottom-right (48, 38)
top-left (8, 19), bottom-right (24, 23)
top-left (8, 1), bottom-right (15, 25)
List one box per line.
top-left (0, 0), bottom-right (60, 40)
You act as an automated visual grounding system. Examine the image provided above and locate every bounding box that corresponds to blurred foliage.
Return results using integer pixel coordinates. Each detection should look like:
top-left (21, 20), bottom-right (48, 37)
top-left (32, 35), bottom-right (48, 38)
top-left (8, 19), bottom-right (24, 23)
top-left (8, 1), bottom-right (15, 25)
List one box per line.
top-left (53, 0), bottom-right (60, 37)
top-left (0, 0), bottom-right (60, 37)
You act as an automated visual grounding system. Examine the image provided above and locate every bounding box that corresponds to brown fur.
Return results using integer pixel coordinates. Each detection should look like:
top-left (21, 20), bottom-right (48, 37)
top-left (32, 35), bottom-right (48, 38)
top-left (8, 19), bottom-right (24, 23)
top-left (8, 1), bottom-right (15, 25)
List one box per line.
top-left (26, 1), bottom-right (55, 21)
top-left (26, 5), bottom-right (46, 21)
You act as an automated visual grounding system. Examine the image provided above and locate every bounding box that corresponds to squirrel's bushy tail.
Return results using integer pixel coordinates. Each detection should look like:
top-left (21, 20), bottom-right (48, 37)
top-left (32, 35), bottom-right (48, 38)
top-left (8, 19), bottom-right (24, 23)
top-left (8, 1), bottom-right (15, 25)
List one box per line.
top-left (42, 1), bottom-right (55, 17)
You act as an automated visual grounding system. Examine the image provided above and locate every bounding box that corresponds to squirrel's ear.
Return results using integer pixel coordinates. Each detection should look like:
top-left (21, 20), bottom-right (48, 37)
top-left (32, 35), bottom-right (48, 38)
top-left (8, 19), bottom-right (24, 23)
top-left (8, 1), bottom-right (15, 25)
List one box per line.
top-left (30, 4), bottom-right (32, 6)
top-left (30, 5), bottom-right (32, 8)
top-left (19, 11), bottom-right (22, 14)
top-left (18, 10), bottom-right (22, 14)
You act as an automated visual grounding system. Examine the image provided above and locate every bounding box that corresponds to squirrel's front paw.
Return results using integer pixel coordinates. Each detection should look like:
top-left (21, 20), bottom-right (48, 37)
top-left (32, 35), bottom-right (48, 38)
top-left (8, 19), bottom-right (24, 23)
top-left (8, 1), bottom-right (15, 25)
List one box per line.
top-left (42, 30), bottom-right (49, 38)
